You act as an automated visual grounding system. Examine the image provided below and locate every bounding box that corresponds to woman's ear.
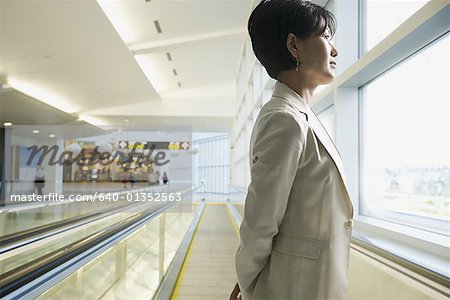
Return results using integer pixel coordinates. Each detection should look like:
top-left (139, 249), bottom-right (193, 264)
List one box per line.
top-left (286, 33), bottom-right (299, 60)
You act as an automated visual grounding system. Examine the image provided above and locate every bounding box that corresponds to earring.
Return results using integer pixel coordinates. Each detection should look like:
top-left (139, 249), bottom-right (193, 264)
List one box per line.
top-left (295, 58), bottom-right (300, 71)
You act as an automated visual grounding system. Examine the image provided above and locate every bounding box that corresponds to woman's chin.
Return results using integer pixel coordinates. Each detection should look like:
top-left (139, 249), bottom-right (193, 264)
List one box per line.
top-left (321, 74), bottom-right (335, 85)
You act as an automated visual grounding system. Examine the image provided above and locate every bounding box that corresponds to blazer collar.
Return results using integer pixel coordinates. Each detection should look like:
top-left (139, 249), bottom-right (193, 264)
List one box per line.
top-left (272, 81), bottom-right (354, 217)
top-left (272, 81), bottom-right (310, 117)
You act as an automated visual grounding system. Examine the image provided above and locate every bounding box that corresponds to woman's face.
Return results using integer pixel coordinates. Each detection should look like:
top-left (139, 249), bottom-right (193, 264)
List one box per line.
top-left (297, 28), bottom-right (338, 86)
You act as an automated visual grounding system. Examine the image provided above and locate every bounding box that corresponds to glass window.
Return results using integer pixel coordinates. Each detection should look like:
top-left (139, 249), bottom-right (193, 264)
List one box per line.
top-left (360, 34), bottom-right (449, 235)
top-left (363, 0), bottom-right (430, 53)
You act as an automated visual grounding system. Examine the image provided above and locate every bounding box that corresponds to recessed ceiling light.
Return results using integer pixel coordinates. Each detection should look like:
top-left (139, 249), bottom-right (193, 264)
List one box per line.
top-left (153, 20), bottom-right (162, 34)
top-left (32, 129), bottom-right (39, 134)
top-left (49, 134), bottom-right (56, 138)
top-left (3, 122), bottom-right (12, 127)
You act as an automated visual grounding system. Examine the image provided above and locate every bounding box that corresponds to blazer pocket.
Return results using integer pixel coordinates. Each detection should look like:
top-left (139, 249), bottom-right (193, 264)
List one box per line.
top-left (273, 232), bottom-right (322, 260)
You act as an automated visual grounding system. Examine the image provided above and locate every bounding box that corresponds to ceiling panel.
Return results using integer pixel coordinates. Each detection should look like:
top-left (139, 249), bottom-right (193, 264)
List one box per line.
top-left (0, 88), bottom-right (76, 125)
top-left (98, 0), bottom-right (251, 46)
top-left (136, 34), bottom-right (244, 92)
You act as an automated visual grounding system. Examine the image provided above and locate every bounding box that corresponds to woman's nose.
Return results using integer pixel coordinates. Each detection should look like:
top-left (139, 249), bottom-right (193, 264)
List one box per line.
top-left (331, 44), bottom-right (338, 57)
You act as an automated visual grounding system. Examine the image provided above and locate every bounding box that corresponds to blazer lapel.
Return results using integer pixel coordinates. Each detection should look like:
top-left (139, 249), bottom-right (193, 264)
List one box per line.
top-left (272, 81), bottom-right (354, 217)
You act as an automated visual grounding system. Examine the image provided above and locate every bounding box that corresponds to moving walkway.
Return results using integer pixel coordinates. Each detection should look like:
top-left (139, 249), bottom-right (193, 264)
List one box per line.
top-left (0, 184), bottom-right (197, 299)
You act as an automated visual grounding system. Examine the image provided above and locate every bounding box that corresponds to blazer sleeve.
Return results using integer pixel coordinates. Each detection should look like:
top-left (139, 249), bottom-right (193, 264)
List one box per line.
top-left (235, 112), bottom-right (305, 293)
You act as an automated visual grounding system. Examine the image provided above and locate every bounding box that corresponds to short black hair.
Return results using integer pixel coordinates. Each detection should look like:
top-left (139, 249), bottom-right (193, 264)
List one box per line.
top-left (248, 0), bottom-right (337, 79)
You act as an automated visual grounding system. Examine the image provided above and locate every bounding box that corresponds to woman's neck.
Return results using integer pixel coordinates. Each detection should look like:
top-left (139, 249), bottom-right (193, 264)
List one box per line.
top-left (278, 71), bottom-right (318, 106)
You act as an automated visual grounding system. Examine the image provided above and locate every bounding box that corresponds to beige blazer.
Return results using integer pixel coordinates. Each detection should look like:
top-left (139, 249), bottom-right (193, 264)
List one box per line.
top-left (236, 81), bottom-right (354, 300)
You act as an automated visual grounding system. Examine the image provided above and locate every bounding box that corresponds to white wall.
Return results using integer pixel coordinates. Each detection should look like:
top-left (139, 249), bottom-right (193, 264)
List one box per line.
top-left (193, 134), bottom-right (230, 193)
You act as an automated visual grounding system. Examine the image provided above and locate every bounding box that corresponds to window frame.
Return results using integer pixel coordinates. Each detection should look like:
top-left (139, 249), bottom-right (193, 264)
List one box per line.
top-left (358, 54), bottom-right (450, 236)
top-left (311, 0), bottom-right (450, 280)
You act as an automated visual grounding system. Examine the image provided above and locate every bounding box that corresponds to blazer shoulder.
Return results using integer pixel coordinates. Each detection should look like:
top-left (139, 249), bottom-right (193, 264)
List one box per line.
top-left (258, 96), bottom-right (308, 131)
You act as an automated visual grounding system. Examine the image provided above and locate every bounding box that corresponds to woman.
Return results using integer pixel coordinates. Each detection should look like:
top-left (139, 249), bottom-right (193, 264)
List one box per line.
top-left (230, 1), bottom-right (354, 299)
top-left (34, 166), bottom-right (45, 196)
top-left (162, 171), bottom-right (169, 184)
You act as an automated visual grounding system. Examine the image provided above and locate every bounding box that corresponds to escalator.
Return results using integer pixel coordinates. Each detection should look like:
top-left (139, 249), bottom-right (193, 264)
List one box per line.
top-left (0, 185), bottom-right (199, 299)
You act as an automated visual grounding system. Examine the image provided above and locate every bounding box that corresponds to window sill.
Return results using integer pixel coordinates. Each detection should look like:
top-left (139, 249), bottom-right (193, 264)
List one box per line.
top-left (352, 215), bottom-right (449, 280)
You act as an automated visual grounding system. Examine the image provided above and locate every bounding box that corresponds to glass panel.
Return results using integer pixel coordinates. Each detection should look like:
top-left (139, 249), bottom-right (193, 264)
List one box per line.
top-left (37, 202), bottom-right (199, 299)
top-left (105, 218), bottom-right (161, 299)
top-left (83, 249), bottom-right (117, 299)
top-left (363, 0), bottom-right (429, 53)
top-left (36, 271), bottom-right (79, 300)
top-left (360, 34), bottom-right (449, 235)
top-left (163, 210), bottom-right (194, 275)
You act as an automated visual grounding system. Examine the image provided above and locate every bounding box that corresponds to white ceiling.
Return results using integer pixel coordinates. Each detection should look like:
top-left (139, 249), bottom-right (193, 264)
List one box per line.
top-left (0, 0), bottom-right (327, 132)
top-left (0, 0), bottom-right (161, 114)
